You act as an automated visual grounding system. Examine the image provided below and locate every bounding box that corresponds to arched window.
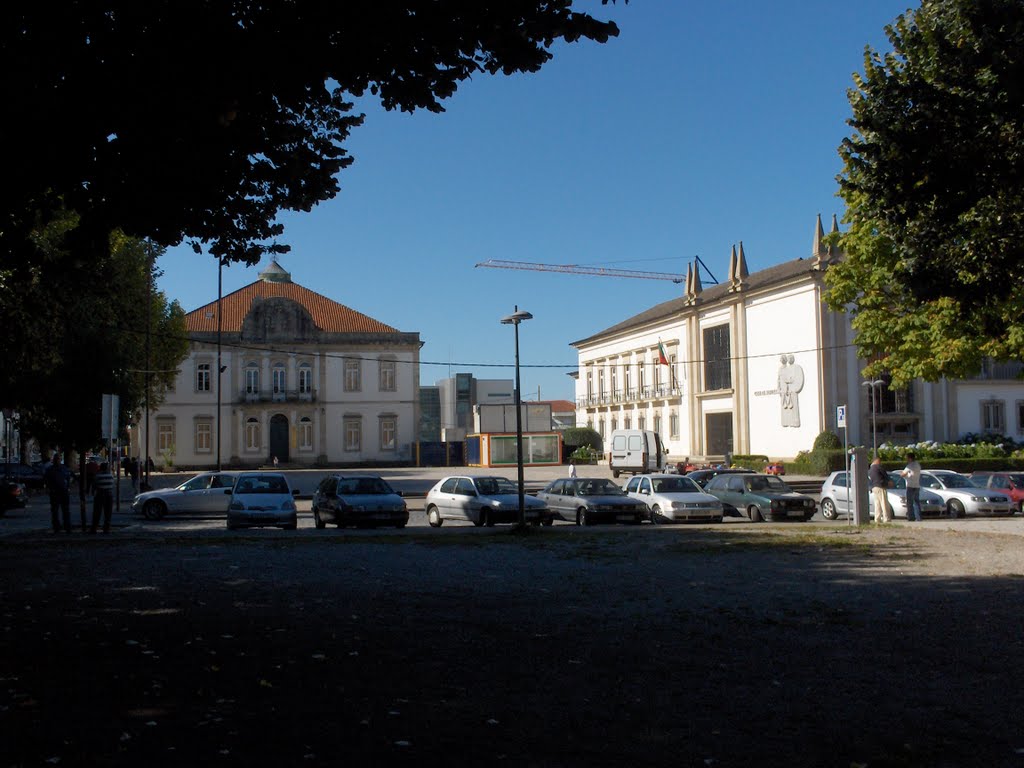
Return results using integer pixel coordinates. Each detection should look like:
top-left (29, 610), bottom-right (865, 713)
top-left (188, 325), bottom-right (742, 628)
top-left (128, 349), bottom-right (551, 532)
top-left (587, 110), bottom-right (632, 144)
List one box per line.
top-left (299, 417), bottom-right (313, 450)
top-left (298, 364), bottom-right (313, 395)
top-left (272, 363), bottom-right (286, 399)
top-left (245, 417), bottom-right (260, 450)
top-left (245, 363), bottom-right (259, 395)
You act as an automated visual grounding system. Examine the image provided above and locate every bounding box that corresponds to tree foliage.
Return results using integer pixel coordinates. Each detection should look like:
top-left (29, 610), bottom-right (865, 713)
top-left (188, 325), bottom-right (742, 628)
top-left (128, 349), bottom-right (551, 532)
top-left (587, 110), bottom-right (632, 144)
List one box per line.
top-left (0, 210), bottom-right (188, 452)
top-left (825, 0), bottom-right (1024, 385)
top-left (0, 1), bottom-right (624, 270)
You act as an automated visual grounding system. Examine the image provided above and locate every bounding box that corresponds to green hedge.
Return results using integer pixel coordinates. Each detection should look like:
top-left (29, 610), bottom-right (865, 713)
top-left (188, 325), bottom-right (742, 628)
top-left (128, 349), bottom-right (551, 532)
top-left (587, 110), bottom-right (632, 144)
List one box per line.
top-left (790, 453), bottom-right (1024, 476)
top-left (789, 449), bottom-right (848, 476)
top-left (732, 454), bottom-right (769, 468)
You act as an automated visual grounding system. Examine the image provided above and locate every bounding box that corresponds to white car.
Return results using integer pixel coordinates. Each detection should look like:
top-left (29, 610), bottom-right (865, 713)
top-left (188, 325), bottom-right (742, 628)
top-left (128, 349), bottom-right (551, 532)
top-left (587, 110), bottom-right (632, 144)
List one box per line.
top-left (918, 470), bottom-right (1014, 518)
top-left (226, 472), bottom-right (298, 530)
top-left (623, 473), bottom-right (724, 523)
top-left (132, 471), bottom-right (239, 520)
top-left (424, 475), bottom-right (552, 527)
top-left (818, 470), bottom-right (944, 520)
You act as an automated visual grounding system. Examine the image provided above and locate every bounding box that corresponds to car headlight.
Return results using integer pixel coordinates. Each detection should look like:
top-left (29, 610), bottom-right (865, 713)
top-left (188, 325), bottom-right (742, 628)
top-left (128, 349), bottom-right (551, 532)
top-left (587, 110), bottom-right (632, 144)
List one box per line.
top-left (804, 499), bottom-right (814, 508)
top-left (283, 500), bottom-right (296, 512)
top-left (349, 504), bottom-right (366, 512)
top-left (969, 495), bottom-right (984, 502)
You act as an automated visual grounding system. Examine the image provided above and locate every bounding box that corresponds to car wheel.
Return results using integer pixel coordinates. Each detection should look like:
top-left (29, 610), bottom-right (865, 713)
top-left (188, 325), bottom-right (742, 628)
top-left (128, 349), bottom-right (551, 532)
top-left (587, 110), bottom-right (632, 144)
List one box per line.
top-left (748, 505), bottom-right (763, 523)
top-left (577, 507), bottom-right (589, 526)
top-left (142, 500), bottom-right (166, 521)
top-left (612, 469), bottom-right (620, 478)
top-left (474, 509), bottom-right (487, 527)
top-left (542, 517), bottom-right (553, 526)
top-left (427, 505), bottom-right (443, 528)
top-left (650, 505), bottom-right (662, 524)
top-left (313, 508), bottom-right (326, 529)
top-left (713, 516), bottom-right (724, 524)
top-left (949, 499), bottom-right (966, 519)
top-left (820, 498), bottom-right (838, 521)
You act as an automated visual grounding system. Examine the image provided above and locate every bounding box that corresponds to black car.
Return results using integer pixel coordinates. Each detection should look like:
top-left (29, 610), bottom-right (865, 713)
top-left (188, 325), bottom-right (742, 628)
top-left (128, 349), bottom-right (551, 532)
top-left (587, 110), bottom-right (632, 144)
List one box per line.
top-left (312, 474), bottom-right (409, 529)
top-left (0, 480), bottom-right (27, 513)
top-left (535, 477), bottom-right (648, 526)
top-left (1, 462), bottom-right (44, 489)
top-left (685, 467), bottom-right (755, 489)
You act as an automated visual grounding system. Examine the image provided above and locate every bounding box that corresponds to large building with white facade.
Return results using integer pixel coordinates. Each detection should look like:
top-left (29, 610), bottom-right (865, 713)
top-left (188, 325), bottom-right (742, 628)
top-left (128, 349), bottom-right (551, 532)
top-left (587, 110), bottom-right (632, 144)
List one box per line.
top-left (572, 216), bottom-right (1024, 462)
top-left (140, 261), bottom-right (422, 469)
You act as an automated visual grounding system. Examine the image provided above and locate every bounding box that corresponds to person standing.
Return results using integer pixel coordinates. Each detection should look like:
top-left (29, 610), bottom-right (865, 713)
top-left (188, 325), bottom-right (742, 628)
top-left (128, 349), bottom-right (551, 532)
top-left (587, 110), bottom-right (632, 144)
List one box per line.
top-left (868, 457), bottom-right (892, 523)
top-left (568, 461), bottom-right (577, 478)
top-left (44, 453), bottom-right (72, 533)
top-left (91, 461), bottom-right (115, 533)
top-left (900, 451), bottom-right (923, 522)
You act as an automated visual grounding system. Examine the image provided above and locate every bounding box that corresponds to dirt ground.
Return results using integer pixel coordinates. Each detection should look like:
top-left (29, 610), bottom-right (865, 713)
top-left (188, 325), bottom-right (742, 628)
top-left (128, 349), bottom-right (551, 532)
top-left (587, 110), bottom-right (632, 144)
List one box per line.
top-left (2, 523), bottom-right (1023, 768)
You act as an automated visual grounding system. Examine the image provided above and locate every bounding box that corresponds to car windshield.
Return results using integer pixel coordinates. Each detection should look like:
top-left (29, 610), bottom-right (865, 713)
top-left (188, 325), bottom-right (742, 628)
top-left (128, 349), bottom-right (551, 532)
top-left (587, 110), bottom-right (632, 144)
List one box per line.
top-left (745, 476), bottom-right (790, 492)
top-left (337, 477), bottom-right (392, 495)
top-left (575, 479), bottom-right (625, 496)
top-left (475, 478), bottom-right (518, 495)
top-left (888, 472), bottom-right (907, 490)
top-left (652, 477), bottom-right (701, 494)
top-left (234, 475), bottom-right (289, 494)
top-left (934, 473), bottom-right (971, 488)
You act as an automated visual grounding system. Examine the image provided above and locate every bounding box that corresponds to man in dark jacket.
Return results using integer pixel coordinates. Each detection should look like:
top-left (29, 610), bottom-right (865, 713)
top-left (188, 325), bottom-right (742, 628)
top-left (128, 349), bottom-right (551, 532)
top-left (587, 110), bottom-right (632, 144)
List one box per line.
top-left (44, 454), bottom-right (72, 533)
top-left (869, 456), bottom-right (892, 524)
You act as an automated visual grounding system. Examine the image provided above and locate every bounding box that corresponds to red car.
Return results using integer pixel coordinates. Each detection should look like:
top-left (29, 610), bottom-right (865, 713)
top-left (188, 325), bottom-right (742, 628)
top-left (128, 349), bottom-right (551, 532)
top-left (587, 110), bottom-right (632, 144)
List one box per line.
top-left (969, 472), bottom-right (1024, 513)
top-left (764, 462), bottom-right (786, 476)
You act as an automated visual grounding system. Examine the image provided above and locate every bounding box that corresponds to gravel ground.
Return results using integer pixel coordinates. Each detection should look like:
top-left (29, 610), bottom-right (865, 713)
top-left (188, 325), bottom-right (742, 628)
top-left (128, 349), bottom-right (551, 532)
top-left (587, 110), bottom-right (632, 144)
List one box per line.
top-left (2, 523), bottom-right (1023, 768)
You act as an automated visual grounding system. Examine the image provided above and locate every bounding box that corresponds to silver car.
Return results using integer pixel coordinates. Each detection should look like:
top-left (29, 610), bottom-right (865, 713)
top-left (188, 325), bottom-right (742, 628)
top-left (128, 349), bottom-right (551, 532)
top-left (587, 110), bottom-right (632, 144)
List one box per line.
top-left (818, 470), bottom-right (944, 520)
top-left (535, 477), bottom-right (648, 526)
top-left (623, 473), bottom-right (724, 523)
top-left (919, 470), bottom-right (1015, 517)
top-left (226, 472), bottom-right (298, 530)
top-left (132, 471), bottom-right (239, 520)
top-left (424, 475), bottom-right (552, 527)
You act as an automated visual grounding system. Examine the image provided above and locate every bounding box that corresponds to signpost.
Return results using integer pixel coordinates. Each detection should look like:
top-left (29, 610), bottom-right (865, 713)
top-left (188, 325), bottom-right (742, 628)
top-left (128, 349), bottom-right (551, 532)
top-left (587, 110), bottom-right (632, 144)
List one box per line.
top-left (837, 405), bottom-right (849, 525)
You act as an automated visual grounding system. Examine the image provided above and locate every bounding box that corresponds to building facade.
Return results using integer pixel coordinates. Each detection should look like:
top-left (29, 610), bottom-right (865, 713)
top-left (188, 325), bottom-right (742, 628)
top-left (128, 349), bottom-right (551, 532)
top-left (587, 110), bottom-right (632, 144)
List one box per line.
top-left (140, 261), bottom-right (422, 469)
top-left (573, 216), bottom-right (1024, 461)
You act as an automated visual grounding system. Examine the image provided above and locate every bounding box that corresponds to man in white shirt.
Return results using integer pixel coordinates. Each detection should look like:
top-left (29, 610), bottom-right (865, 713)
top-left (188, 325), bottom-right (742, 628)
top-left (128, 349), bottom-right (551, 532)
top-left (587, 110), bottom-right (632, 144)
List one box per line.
top-left (900, 451), bottom-right (923, 521)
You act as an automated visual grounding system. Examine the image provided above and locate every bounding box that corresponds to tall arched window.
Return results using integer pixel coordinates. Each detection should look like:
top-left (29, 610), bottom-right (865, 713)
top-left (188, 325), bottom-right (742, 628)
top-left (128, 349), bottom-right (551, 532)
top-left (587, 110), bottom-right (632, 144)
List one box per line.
top-left (245, 417), bottom-right (260, 450)
top-left (298, 364), bottom-right (313, 395)
top-left (272, 363), bottom-right (286, 399)
top-left (245, 363), bottom-right (260, 396)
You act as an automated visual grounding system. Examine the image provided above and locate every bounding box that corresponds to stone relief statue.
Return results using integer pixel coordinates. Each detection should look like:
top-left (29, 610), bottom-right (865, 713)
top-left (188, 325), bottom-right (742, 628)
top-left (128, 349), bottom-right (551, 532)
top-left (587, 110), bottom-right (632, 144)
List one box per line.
top-left (777, 354), bottom-right (804, 428)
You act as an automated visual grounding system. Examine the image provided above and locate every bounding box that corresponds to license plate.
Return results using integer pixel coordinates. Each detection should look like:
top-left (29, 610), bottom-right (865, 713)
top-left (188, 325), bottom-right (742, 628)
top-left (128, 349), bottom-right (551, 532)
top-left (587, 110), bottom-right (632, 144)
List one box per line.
top-left (616, 514), bottom-right (636, 521)
top-left (788, 510), bottom-right (806, 517)
top-left (372, 513), bottom-right (394, 520)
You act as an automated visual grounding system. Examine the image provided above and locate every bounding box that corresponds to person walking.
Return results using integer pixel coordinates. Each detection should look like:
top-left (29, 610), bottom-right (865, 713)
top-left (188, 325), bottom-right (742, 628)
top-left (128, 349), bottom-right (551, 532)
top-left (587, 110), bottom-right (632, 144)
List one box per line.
top-left (44, 453), bottom-right (72, 533)
top-left (868, 457), bottom-right (892, 523)
top-left (900, 451), bottom-right (923, 522)
top-left (90, 461), bottom-right (115, 533)
top-left (568, 461), bottom-right (577, 478)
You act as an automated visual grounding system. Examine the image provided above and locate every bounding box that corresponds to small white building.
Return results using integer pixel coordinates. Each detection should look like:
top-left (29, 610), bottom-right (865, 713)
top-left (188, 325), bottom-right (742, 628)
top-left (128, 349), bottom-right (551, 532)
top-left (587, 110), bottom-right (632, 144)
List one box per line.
top-left (139, 261), bottom-right (422, 469)
top-left (572, 216), bottom-right (1024, 462)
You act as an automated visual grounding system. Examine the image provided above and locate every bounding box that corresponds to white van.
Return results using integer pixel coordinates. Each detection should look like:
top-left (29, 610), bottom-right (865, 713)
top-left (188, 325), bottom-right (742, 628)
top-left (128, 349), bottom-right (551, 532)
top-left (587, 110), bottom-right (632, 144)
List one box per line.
top-left (608, 430), bottom-right (668, 478)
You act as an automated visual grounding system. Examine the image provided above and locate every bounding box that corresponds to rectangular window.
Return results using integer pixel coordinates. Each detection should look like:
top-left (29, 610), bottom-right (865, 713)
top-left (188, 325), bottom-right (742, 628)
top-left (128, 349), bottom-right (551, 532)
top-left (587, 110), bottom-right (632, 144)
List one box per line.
top-left (703, 325), bottom-right (732, 391)
top-left (586, 370), bottom-right (593, 398)
top-left (624, 364), bottom-right (632, 398)
top-left (196, 363), bottom-right (211, 392)
top-left (637, 413), bottom-right (646, 431)
top-left (610, 417), bottom-right (618, 433)
top-left (379, 360), bottom-right (396, 392)
top-left (245, 419), bottom-right (260, 450)
top-left (981, 400), bottom-right (1005, 433)
top-left (653, 414), bottom-right (662, 436)
top-left (624, 414), bottom-right (631, 430)
top-left (598, 369), bottom-right (605, 397)
top-left (299, 367), bottom-right (312, 394)
top-left (344, 359), bottom-right (361, 391)
top-left (380, 417), bottom-right (396, 451)
top-left (272, 366), bottom-right (286, 394)
top-left (245, 366), bottom-right (259, 394)
top-left (195, 421), bottom-right (212, 453)
top-left (610, 367), bottom-right (618, 399)
top-left (157, 422), bottom-right (175, 453)
top-left (669, 411), bottom-right (679, 439)
top-left (344, 418), bottom-right (361, 452)
top-left (299, 418), bottom-right (313, 450)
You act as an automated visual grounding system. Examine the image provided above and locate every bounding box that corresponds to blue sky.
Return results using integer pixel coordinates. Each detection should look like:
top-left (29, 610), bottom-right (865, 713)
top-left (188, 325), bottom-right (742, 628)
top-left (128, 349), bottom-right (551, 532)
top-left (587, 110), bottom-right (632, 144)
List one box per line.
top-left (157, 1), bottom-right (910, 403)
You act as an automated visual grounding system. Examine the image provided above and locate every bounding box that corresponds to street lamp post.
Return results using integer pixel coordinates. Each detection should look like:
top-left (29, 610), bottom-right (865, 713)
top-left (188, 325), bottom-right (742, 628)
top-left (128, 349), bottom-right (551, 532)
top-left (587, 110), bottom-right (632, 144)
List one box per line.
top-left (861, 379), bottom-right (885, 457)
top-left (501, 306), bottom-right (533, 529)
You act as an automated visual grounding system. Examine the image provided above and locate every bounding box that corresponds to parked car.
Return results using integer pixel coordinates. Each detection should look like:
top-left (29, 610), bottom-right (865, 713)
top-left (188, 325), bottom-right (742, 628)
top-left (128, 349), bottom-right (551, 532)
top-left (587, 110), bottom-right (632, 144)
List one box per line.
top-left (764, 462), bottom-right (786, 476)
top-left (424, 475), bottom-right (552, 527)
top-left (919, 469), bottom-right (1014, 518)
top-left (685, 467), bottom-right (755, 489)
top-left (0, 480), bottom-right (27, 513)
top-left (968, 471), bottom-right (1024, 514)
top-left (535, 477), bottom-right (648, 526)
top-left (623, 473), bottom-right (724, 523)
top-left (817, 470), bottom-right (944, 520)
top-left (226, 472), bottom-right (298, 530)
top-left (1, 462), bottom-right (44, 489)
top-left (312, 474), bottom-right (408, 529)
top-left (704, 472), bottom-right (816, 522)
top-left (132, 471), bottom-right (240, 520)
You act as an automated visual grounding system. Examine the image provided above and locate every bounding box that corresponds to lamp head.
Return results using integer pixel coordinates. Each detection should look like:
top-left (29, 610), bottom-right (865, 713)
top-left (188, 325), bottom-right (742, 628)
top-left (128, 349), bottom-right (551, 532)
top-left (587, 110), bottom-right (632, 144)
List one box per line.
top-left (501, 310), bottom-right (533, 325)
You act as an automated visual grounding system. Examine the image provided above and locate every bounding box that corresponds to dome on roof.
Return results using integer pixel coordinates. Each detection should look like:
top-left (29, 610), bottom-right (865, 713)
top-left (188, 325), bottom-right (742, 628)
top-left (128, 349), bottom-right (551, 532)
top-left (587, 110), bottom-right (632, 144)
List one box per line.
top-left (258, 260), bottom-right (292, 283)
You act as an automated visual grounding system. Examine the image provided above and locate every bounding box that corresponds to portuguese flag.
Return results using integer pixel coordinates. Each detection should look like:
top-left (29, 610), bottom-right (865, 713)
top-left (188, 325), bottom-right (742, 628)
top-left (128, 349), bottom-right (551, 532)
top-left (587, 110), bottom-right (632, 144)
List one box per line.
top-left (657, 340), bottom-right (670, 366)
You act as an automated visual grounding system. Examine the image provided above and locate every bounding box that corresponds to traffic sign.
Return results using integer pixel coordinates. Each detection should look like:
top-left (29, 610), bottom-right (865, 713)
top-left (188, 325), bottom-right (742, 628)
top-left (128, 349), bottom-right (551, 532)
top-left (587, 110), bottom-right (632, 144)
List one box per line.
top-left (837, 404), bottom-right (847, 429)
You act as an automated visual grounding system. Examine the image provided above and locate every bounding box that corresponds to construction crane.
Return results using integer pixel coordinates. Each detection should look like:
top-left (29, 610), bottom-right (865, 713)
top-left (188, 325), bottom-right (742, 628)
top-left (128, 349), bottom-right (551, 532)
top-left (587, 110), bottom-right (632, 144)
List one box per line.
top-left (474, 258), bottom-right (719, 284)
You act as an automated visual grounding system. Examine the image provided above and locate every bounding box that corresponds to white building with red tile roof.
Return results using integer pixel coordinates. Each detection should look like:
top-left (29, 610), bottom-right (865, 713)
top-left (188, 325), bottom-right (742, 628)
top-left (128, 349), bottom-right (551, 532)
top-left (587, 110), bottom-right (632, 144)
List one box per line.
top-left (140, 260), bottom-right (422, 469)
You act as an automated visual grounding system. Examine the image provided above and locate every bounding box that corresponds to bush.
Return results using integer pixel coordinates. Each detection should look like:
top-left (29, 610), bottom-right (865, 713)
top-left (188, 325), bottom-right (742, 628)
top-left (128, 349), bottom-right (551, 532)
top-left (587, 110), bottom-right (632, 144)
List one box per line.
top-left (561, 427), bottom-right (601, 452)
top-left (732, 454), bottom-right (769, 468)
top-left (569, 445), bottom-right (600, 463)
top-left (789, 448), bottom-right (847, 476)
top-left (812, 431), bottom-right (842, 451)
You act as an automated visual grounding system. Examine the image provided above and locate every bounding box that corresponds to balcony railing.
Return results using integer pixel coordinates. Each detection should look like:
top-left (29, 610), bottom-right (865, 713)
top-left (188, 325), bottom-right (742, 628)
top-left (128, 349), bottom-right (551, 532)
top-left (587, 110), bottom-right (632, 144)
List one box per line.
top-left (239, 389), bottom-right (317, 404)
top-left (576, 385), bottom-right (683, 408)
top-left (971, 360), bottom-right (1024, 381)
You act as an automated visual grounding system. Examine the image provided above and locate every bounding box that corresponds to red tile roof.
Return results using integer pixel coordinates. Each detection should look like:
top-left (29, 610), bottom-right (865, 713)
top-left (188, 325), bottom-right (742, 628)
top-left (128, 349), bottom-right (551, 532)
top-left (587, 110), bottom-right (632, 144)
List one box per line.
top-left (185, 279), bottom-right (400, 334)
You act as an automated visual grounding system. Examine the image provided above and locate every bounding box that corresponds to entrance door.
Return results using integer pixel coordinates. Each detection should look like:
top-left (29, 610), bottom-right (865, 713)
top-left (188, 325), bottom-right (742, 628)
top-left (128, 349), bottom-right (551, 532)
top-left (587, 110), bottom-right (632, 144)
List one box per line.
top-left (706, 412), bottom-right (733, 457)
top-left (269, 414), bottom-right (290, 463)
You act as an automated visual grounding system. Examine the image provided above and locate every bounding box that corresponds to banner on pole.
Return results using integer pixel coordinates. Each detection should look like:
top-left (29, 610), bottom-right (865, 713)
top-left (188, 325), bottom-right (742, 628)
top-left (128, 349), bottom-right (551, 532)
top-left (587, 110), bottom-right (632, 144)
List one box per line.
top-left (101, 394), bottom-right (120, 439)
